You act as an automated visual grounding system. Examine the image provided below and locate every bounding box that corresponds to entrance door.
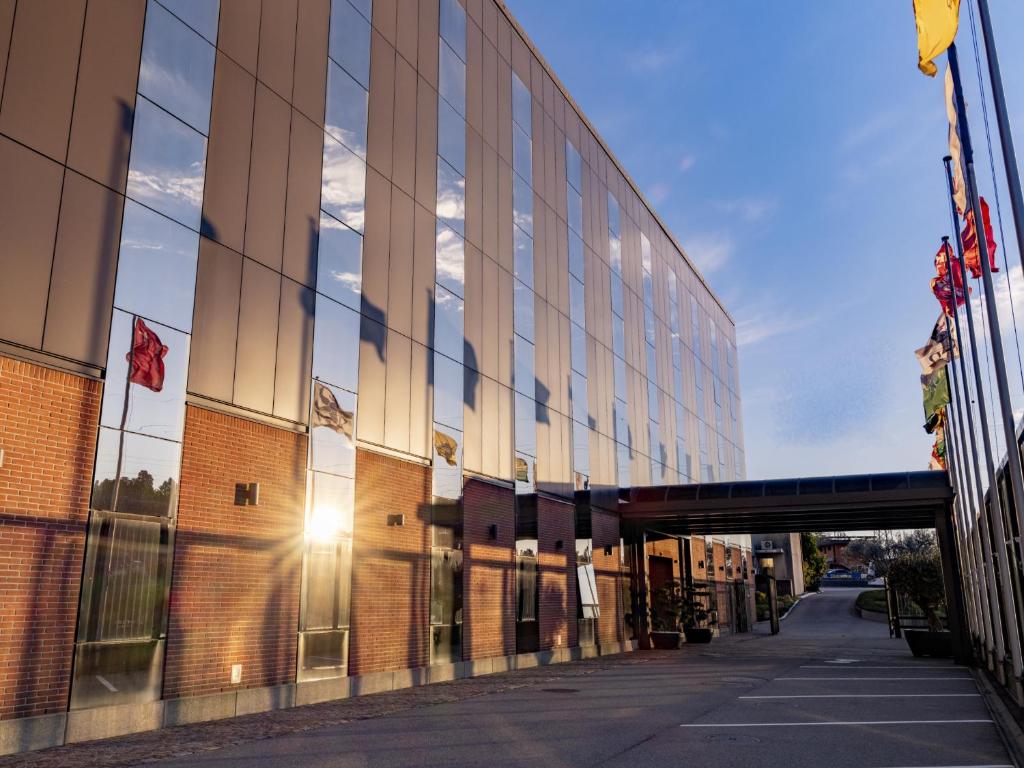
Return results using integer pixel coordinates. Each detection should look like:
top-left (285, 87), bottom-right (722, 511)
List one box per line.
top-left (649, 556), bottom-right (674, 594)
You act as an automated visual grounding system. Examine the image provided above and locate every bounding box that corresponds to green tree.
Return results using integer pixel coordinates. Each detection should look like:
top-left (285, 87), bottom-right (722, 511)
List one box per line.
top-left (801, 532), bottom-right (828, 592)
top-left (887, 548), bottom-right (946, 631)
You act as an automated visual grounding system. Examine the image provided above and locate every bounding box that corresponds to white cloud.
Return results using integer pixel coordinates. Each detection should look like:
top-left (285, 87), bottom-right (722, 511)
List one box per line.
top-left (712, 196), bottom-right (779, 223)
top-left (678, 154), bottom-right (696, 172)
top-left (624, 48), bottom-right (678, 74)
top-left (647, 182), bottom-right (670, 203)
top-left (736, 311), bottom-right (818, 347)
top-left (684, 233), bottom-right (734, 275)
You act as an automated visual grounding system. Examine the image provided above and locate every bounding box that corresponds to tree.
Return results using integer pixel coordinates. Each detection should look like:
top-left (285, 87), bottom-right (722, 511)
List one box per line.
top-left (801, 532), bottom-right (828, 592)
top-left (887, 548), bottom-right (946, 631)
top-left (847, 530), bottom-right (936, 578)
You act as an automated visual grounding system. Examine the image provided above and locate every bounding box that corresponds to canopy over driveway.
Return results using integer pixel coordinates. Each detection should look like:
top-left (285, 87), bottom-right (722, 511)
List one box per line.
top-left (618, 471), bottom-right (953, 535)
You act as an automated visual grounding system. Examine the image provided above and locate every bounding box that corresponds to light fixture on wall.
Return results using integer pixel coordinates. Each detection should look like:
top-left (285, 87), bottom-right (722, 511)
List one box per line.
top-left (234, 483), bottom-right (259, 506)
top-left (387, 513), bottom-right (405, 526)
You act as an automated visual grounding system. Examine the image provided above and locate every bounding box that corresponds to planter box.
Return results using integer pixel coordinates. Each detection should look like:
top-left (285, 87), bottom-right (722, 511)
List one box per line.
top-left (650, 631), bottom-right (681, 650)
top-left (683, 627), bottom-right (713, 644)
top-left (904, 629), bottom-right (952, 658)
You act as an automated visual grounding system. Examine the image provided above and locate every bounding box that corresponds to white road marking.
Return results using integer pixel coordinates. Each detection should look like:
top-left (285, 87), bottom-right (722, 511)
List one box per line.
top-left (739, 694), bottom-right (981, 699)
top-left (801, 665), bottom-right (959, 669)
top-left (879, 765), bottom-right (1012, 768)
top-left (777, 677), bottom-right (972, 681)
top-left (95, 674), bottom-right (118, 692)
top-left (825, 658), bottom-right (861, 664)
top-left (679, 719), bottom-right (993, 728)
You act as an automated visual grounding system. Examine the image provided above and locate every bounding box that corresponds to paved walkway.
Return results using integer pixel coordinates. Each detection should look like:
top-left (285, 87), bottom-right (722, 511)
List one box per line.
top-left (1, 588), bottom-right (1012, 767)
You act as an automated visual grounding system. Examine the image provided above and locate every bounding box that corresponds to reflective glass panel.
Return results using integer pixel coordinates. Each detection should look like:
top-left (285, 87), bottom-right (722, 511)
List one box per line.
top-left (616, 442), bottom-right (631, 486)
top-left (643, 271), bottom-right (654, 311)
top-left (138, 2), bottom-right (215, 134)
top-left (514, 450), bottom-right (534, 495)
top-left (433, 352), bottom-right (464, 431)
top-left (436, 158), bottom-right (465, 236)
top-left (512, 72), bottom-right (531, 130)
top-left (613, 356), bottom-right (627, 401)
top-left (646, 344), bottom-right (657, 382)
top-left (513, 123), bottom-right (531, 183)
top-left (514, 334), bottom-right (534, 398)
top-left (566, 138), bottom-right (581, 192)
top-left (513, 279), bottom-right (534, 342)
top-left (607, 193), bottom-right (620, 236)
top-left (326, 60), bottom-right (368, 158)
top-left (572, 422), bottom-right (589, 481)
top-left (570, 322), bottom-right (586, 376)
top-left (434, 285), bottom-right (464, 364)
top-left (435, 223), bottom-right (465, 298)
top-left (310, 385), bottom-right (357, 477)
top-left (158, 0), bottom-right (220, 43)
top-left (322, 134), bottom-right (366, 232)
top-left (649, 421), bottom-right (660, 465)
top-left (347, 0), bottom-right (371, 20)
top-left (612, 315), bottom-right (625, 358)
top-left (115, 201), bottom-right (198, 333)
top-left (567, 187), bottom-right (583, 235)
top-left (571, 370), bottom-right (587, 426)
top-left (432, 425), bottom-right (463, 501)
top-left (301, 540), bottom-right (351, 630)
top-left (305, 471), bottom-right (355, 540)
top-left (569, 275), bottom-right (585, 327)
top-left (641, 234), bottom-right (652, 274)
top-left (101, 311), bottom-right (189, 441)
top-left (329, 0), bottom-right (371, 88)
top-left (568, 231), bottom-right (584, 280)
top-left (514, 392), bottom-right (536, 457)
top-left (609, 235), bottom-right (622, 275)
top-left (439, 41), bottom-right (465, 115)
top-left (513, 174), bottom-right (533, 236)
top-left (312, 295), bottom-right (360, 393)
top-left (613, 400), bottom-right (628, 446)
top-left (92, 428), bottom-right (180, 517)
top-left (514, 226), bottom-right (533, 287)
top-left (317, 214), bottom-right (362, 311)
top-left (610, 274), bottom-right (623, 318)
top-left (437, 97), bottom-right (466, 175)
top-left (439, 0), bottom-right (466, 60)
top-left (648, 380), bottom-right (659, 423)
top-left (126, 97), bottom-right (206, 231)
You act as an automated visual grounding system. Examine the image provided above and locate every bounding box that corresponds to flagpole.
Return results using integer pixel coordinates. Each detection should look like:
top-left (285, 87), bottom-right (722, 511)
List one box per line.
top-left (110, 315), bottom-right (136, 513)
top-left (941, 289), bottom-right (991, 648)
top-left (942, 163), bottom-right (1009, 673)
top-left (973, 0), bottom-right (1024, 277)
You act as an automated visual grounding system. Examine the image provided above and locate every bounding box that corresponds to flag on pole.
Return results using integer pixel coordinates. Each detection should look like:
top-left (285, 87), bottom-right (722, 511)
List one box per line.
top-left (930, 425), bottom-right (947, 470)
top-left (915, 316), bottom-right (958, 375)
top-left (944, 64), bottom-right (968, 214)
top-left (126, 317), bottom-right (167, 392)
top-left (931, 243), bottom-right (968, 315)
top-left (913, 0), bottom-right (960, 77)
top-left (921, 367), bottom-right (950, 426)
top-left (962, 196), bottom-right (999, 278)
top-left (311, 381), bottom-right (354, 439)
top-left (434, 429), bottom-right (458, 467)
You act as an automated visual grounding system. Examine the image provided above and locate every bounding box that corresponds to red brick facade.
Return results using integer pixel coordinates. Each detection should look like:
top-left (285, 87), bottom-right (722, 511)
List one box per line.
top-left (163, 406), bottom-right (306, 698)
top-left (348, 448), bottom-right (431, 675)
top-left (537, 496), bottom-right (575, 651)
top-left (591, 509), bottom-right (623, 646)
top-left (0, 356), bottom-right (99, 719)
top-left (462, 479), bottom-right (515, 660)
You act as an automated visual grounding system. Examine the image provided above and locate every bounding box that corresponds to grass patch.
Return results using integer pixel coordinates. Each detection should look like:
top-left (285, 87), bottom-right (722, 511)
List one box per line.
top-left (856, 588), bottom-right (888, 613)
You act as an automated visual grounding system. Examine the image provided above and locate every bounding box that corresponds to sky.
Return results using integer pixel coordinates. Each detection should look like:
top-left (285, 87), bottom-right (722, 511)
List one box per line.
top-left (505, 0), bottom-right (1024, 481)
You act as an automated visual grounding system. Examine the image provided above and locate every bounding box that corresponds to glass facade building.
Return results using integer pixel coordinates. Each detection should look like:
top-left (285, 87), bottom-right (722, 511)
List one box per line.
top-left (0, 0), bottom-right (747, 752)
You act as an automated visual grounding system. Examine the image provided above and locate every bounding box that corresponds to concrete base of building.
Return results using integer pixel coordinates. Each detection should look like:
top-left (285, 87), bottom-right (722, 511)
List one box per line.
top-left (0, 641), bottom-right (638, 756)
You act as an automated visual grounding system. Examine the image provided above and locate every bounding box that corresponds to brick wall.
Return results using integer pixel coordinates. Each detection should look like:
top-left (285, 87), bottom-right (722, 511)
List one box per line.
top-left (349, 449), bottom-right (431, 675)
top-left (538, 496), bottom-right (574, 651)
top-left (647, 538), bottom-right (682, 581)
top-left (0, 356), bottom-right (99, 719)
top-left (591, 509), bottom-right (622, 646)
top-left (163, 406), bottom-right (306, 698)
top-left (712, 542), bottom-right (726, 582)
top-left (462, 479), bottom-right (514, 660)
top-left (690, 536), bottom-right (709, 582)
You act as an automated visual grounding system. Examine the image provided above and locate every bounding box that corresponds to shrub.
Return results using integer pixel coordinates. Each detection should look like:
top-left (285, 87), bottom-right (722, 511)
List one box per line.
top-left (887, 549), bottom-right (946, 631)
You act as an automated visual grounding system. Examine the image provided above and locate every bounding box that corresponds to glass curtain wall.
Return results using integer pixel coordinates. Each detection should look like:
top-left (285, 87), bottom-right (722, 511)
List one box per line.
top-left (429, 0), bottom-right (468, 665)
top-left (71, 0), bottom-right (219, 710)
top-left (511, 68), bottom-right (539, 653)
top-left (640, 234), bottom-right (663, 484)
top-left (667, 272), bottom-right (692, 482)
top-left (609, 195), bottom-right (631, 487)
top-left (297, 0), bottom-right (372, 683)
top-left (566, 139), bottom-right (588, 492)
top-left (691, 297), bottom-right (713, 482)
top-left (710, 324), bottom-right (727, 481)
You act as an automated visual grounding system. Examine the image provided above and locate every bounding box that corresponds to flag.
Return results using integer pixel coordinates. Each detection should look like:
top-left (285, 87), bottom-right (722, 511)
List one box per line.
top-left (434, 429), bottom-right (458, 467)
top-left (126, 317), bottom-right (167, 392)
top-left (515, 456), bottom-right (530, 483)
top-left (962, 197), bottom-right (998, 278)
top-left (931, 243), bottom-right (968, 315)
top-left (921, 367), bottom-right (951, 424)
top-left (930, 425), bottom-right (947, 470)
top-left (311, 381), bottom-right (353, 439)
top-left (944, 65), bottom-right (968, 214)
top-left (913, 0), bottom-right (960, 77)
top-left (915, 316), bottom-right (958, 375)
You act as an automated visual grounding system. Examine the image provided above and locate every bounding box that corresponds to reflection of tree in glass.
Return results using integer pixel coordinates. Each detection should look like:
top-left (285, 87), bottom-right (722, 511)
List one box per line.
top-left (93, 469), bottom-right (175, 516)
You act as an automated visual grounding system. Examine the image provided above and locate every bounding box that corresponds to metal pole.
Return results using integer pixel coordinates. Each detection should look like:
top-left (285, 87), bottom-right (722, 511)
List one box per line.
top-left (943, 157), bottom-right (1009, 673)
top-left (943, 239), bottom-right (994, 649)
top-left (974, 0), bottom-right (1024, 277)
top-left (950, 44), bottom-right (1024, 685)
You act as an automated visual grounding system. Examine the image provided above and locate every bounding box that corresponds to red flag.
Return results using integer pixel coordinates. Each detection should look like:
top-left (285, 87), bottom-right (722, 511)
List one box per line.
top-left (126, 317), bottom-right (168, 392)
top-left (962, 197), bottom-right (998, 278)
top-left (931, 245), bottom-right (967, 315)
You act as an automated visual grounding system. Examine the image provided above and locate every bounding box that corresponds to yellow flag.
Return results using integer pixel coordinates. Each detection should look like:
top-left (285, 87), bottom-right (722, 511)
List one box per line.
top-left (944, 65), bottom-right (968, 213)
top-left (913, 0), bottom-right (960, 77)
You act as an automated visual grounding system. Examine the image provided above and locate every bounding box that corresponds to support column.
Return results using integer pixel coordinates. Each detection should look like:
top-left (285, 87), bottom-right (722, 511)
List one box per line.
top-left (937, 502), bottom-right (973, 666)
top-left (625, 525), bottom-right (651, 650)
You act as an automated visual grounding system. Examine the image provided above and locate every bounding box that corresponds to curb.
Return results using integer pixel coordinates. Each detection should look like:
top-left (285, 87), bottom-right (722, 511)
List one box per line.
top-left (973, 668), bottom-right (1024, 768)
top-left (779, 591), bottom-right (817, 621)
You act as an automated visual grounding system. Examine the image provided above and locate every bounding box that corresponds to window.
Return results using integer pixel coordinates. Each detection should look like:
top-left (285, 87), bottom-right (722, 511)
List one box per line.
top-left (570, 323), bottom-right (587, 376)
top-left (436, 158), bottom-right (466, 236)
top-left (513, 174), bottom-right (533, 236)
top-left (433, 353), bottom-right (464, 431)
top-left (569, 275), bottom-right (585, 327)
top-left (437, 98), bottom-right (466, 175)
top-left (566, 139), bottom-right (582, 192)
top-left (435, 223), bottom-right (465, 298)
top-left (329, 0), bottom-right (371, 88)
top-left (321, 134), bottom-right (366, 232)
top-left (312, 295), bottom-right (361, 393)
top-left (516, 542), bottom-right (539, 621)
top-left (433, 285), bottom-right (465, 364)
top-left (439, 41), bottom-right (466, 115)
top-left (309, 387), bottom-right (357, 477)
top-left (568, 230), bottom-right (584, 279)
top-left (514, 226), bottom-right (533, 287)
top-left (432, 426), bottom-right (463, 502)
top-left (439, 0), bottom-right (467, 60)
top-left (326, 61), bottom-right (369, 158)
top-left (316, 214), bottom-right (363, 311)
top-left (514, 334), bottom-right (535, 398)
top-left (92, 428), bottom-right (181, 518)
top-left (512, 72), bottom-right (531, 130)
top-left (514, 279), bottom-right (534, 342)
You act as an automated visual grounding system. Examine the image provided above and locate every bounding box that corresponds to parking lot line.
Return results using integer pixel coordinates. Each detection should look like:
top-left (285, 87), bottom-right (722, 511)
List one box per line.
top-left (679, 719), bottom-right (994, 728)
top-left (776, 676), bottom-right (973, 680)
top-left (738, 693), bottom-right (981, 699)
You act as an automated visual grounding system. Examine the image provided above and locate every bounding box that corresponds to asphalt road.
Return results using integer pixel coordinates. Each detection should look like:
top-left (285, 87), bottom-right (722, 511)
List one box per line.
top-left (130, 587), bottom-right (1011, 768)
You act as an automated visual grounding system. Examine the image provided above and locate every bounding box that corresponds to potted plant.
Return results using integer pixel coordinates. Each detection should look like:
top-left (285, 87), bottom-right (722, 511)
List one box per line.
top-left (887, 549), bottom-right (951, 658)
top-left (650, 579), bottom-right (684, 649)
top-left (681, 587), bottom-right (713, 643)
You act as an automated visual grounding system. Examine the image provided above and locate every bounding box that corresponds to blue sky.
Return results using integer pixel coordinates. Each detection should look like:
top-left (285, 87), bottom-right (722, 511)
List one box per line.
top-left (506, 0), bottom-right (1024, 480)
